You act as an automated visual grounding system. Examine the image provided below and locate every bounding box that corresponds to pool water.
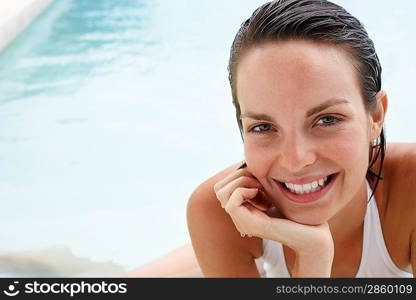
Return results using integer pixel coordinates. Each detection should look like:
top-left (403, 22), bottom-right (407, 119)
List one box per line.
top-left (0, 0), bottom-right (414, 276)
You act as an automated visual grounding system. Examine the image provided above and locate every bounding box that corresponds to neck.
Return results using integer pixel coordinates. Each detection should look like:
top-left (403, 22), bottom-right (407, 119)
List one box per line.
top-left (328, 179), bottom-right (368, 247)
top-left (329, 144), bottom-right (385, 246)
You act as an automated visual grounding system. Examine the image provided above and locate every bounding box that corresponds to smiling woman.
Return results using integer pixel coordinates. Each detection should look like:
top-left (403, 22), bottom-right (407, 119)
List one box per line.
top-left (126, 0), bottom-right (416, 278)
top-left (236, 39), bottom-right (381, 227)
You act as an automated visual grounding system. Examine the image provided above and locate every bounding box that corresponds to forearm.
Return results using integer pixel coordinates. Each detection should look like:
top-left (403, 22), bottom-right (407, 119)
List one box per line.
top-left (122, 244), bottom-right (201, 278)
top-left (292, 247), bottom-right (334, 278)
top-left (264, 219), bottom-right (334, 277)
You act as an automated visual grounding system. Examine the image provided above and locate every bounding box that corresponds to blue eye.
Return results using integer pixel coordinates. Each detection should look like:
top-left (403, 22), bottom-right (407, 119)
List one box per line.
top-left (250, 123), bottom-right (272, 134)
top-left (317, 115), bottom-right (343, 127)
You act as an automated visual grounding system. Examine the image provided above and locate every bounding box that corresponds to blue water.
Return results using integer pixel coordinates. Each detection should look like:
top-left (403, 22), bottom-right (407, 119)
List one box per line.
top-left (0, 0), bottom-right (415, 276)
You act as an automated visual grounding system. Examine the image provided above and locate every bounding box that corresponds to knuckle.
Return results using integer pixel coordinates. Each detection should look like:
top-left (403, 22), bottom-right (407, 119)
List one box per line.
top-left (214, 188), bottom-right (221, 199)
top-left (224, 202), bottom-right (232, 214)
top-left (238, 187), bottom-right (252, 198)
top-left (231, 189), bottom-right (242, 201)
top-left (237, 176), bottom-right (257, 185)
top-left (234, 186), bottom-right (245, 196)
top-left (213, 181), bottom-right (221, 193)
top-left (215, 187), bottom-right (226, 202)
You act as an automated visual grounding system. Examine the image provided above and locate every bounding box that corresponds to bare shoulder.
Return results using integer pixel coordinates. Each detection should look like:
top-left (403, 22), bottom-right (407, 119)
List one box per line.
top-left (385, 142), bottom-right (416, 208)
top-left (386, 143), bottom-right (416, 274)
top-left (186, 161), bottom-right (263, 277)
top-left (383, 142), bottom-right (416, 256)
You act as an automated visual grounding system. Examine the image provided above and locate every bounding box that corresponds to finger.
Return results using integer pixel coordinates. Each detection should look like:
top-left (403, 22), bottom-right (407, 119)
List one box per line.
top-left (213, 166), bottom-right (257, 194)
top-left (233, 201), bottom-right (270, 238)
top-left (216, 176), bottom-right (262, 208)
top-left (216, 175), bottom-right (262, 206)
top-left (242, 201), bottom-right (270, 218)
top-left (224, 187), bottom-right (259, 214)
top-left (246, 189), bottom-right (272, 211)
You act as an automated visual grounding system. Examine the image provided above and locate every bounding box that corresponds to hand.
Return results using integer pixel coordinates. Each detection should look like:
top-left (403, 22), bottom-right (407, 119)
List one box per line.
top-left (213, 166), bottom-right (274, 238)
top-left (214, 164), bottom-right (334, 277)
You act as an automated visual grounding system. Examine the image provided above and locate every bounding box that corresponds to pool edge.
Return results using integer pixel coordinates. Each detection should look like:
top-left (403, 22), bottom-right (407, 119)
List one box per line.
top-left (0, 0), bottom-right (55, 53)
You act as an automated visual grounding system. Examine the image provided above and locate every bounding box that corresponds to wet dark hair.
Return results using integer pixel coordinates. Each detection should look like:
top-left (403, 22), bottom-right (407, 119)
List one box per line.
top-left (229, 0), bottom-right (385, 202)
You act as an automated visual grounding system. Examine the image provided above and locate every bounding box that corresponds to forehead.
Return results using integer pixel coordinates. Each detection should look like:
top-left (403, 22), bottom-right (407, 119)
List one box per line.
top-left (235, 40), bottom-right (362, 111)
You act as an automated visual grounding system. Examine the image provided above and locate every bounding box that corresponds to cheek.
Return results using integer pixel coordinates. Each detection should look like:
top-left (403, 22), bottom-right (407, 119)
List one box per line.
top-left (244, 142), bottom-right (273, 178)
top-left (325, 127), bottom-right (369, 175)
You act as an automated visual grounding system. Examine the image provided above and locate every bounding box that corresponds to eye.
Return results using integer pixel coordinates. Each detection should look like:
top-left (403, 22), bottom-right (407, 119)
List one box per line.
top-left (316, 115), bottom-right (343, 127)
top-left (249, 123), bottom-right (273, 134)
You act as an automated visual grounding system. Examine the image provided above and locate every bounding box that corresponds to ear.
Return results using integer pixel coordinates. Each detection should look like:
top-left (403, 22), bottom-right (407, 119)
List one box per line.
top-left (369, 90), bottom-right (388, 140)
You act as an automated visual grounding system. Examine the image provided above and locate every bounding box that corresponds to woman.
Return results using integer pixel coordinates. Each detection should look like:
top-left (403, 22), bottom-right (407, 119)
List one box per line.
top-left (127, 0), bottom-right (415, 277)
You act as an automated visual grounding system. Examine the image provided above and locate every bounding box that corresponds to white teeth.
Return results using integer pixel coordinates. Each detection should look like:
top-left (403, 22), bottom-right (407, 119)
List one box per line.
top-left (284, 176), bottom-right (329, 195)
top-left (311, 185), bottom-right (319, 193)
top-left (303, 183), bottom-right (312, 193)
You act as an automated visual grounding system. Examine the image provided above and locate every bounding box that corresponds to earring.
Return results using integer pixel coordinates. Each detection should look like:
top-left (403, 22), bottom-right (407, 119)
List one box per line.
top-left (371, 136), bottom-right (380, 146)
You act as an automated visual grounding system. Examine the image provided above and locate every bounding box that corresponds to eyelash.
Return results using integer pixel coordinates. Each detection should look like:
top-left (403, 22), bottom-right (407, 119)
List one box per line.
top-left (316, 115), bottom-right (343, 127)
top-left (248, 115), bottom-right (343, 135)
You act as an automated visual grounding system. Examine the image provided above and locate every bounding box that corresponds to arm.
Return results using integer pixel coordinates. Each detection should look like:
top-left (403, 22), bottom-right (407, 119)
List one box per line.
top-left (395, 143), bottom-right (416, 277)
top-left (187, 169), bottom-right (263, 277)
top-left (392, 143), bottom-right (416, 277)
top-left (188, 163), bottom-right (334, 277)
top-left (213, 165), bottom-right (334, 277)
top-left (403, 144), bottom-right (416, 277)
top-left (122, 244), bottom-right (202, 278)
top-left (411, 232), bottom-right (416, 278)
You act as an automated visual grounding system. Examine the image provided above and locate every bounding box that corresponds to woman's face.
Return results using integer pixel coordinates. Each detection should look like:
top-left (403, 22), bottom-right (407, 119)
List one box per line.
top-left (236, 40), bottom-right (377, 225)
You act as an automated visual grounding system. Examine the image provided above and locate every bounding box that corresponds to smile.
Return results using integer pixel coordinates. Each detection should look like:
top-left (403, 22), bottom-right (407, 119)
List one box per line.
top-left (275, 173), bottom-right (339, 203)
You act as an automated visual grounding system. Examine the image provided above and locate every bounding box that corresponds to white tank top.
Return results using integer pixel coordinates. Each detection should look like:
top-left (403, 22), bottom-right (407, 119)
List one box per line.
top-left (255, 180), bottom-right (413, 277)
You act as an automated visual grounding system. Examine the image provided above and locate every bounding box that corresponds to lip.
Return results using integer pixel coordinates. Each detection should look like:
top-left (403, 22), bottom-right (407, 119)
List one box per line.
top-left (277, 174), bottom-right (331, 185)
top-left (275, 172), bottom-right (339, 204)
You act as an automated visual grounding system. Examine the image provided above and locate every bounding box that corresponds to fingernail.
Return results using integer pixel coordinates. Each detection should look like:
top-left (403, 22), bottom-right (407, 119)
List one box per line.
top-left (237, 162), bottom-right (247, 170)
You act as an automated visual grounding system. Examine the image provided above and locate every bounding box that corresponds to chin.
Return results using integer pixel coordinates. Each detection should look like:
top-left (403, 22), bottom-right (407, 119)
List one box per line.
top-left (285, 212), bottom-right (330, 226)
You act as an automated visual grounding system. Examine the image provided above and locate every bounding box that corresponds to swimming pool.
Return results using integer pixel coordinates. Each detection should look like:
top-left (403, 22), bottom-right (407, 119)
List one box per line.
top-left (0, 0), bottom-right (415, 276)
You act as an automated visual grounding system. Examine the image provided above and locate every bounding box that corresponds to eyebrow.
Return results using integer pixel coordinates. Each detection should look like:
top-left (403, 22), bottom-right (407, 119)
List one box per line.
top-left (240, 98), bottom-right (350, 121)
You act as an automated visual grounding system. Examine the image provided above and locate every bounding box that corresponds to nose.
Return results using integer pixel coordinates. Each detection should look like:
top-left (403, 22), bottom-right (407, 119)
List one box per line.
top-left (276, 132), bottom-right (317, 173)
